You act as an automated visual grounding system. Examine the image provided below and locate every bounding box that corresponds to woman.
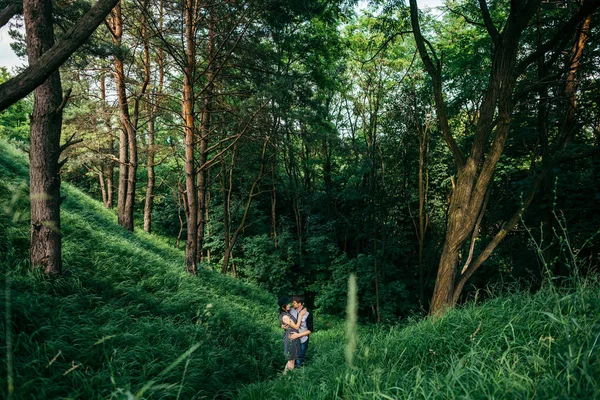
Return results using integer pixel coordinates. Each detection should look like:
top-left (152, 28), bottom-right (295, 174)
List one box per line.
top-left (278, 297), bottom-right (306, 373)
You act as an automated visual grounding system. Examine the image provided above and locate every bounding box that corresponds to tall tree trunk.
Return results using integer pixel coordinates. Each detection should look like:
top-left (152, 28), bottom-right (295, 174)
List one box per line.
top-left (100, 72), bottom-right (114, 209)
top-left (416, 107), bottom-right (431, 308)
top-left (143, 0), bottom-right (163, 233)
top-left (109, 3), bottom-right (135, 231)
top-left (205, 173), bottom-right (211, 262)
top-left (25, 0), bottom-right (63, 274)
top-left (552, 12), bottom-right (592, 275)
top-left (144, 110), bottom-right (155, 233)
top-left (197, 12), bottom-right (215, 262)
top-left (183, 0), bottom-right (198, 274)
top-left (221, 155), bottom-right (231, 274)
top-left (535, 8), bottom-right (554, 275)
top-left (176, 182), bottom-right (185, 249)
top-left (98, 169), bottom-right (108, 206)
top-left (106, 158), bottom-right (114, 209)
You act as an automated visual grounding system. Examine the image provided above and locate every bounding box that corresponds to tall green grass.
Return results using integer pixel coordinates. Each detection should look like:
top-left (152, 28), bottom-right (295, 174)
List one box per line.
top-left (0, 140), bottom-right (284, 399)
top-left (239, 281), bottom-right (600, 399)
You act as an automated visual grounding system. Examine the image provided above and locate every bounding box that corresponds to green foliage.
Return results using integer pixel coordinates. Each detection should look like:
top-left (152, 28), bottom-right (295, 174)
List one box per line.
top-left (0, 68), bottom-right (31, 145)
top-left (238, 233), bottom-right (295, 296)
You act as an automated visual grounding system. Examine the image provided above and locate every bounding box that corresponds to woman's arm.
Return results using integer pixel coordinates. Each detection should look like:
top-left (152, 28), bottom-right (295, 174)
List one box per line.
top-left (288, 309), bottom-right (306, 330)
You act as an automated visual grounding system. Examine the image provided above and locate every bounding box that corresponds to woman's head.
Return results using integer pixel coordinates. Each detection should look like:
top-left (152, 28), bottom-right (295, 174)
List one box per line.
top-left (278, 296), bottom-right (291, 312)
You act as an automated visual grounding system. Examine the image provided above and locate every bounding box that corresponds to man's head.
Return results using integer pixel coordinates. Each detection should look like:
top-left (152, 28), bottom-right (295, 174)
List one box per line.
top-left (292, 295), bottom-right (305, 310)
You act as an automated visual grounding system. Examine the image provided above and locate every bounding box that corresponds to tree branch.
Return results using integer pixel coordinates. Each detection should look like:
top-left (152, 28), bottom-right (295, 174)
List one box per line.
top-left (478, 0), bottom-right (499, 44)
top-left (59, 131), bottom-right (83, 153)
top-left (517, 1), bottom-right (600, 72)
top-left (409, 0), bottom-right (465, 166)
top-left (461, 185), bottom-right (491, 275)
top-left (446, 5), bottom-right (486, 28)
top-left (0, 0), bottom-right (120, 112)
top-left (0, 1), bottom-right (21, 28)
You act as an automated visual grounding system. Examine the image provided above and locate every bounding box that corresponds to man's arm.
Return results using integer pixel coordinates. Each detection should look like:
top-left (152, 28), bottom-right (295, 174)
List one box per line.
top-left (289, 330), bottom-right (311, 340)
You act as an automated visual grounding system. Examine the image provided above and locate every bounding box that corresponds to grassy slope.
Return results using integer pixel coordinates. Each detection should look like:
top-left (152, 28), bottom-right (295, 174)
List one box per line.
top-left (0, 140), bottom-right (282, 399)
top-left (2, 140), bottom-right (599, 399)
top-left (240, 283), bottom-right (600, 400)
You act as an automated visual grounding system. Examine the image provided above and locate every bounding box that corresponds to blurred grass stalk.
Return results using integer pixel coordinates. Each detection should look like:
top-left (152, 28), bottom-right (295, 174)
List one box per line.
top-left (345, 273), bottom-right (357, 369)
top-left (4, 251), bottom-right (14, 400)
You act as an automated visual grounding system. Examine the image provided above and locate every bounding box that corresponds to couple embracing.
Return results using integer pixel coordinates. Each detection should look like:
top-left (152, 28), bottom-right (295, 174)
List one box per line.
top-left (278, 295), bottom-right (313, 373)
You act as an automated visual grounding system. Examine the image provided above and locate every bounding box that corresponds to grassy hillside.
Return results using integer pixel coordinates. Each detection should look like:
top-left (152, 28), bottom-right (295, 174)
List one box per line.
top-left (0, 140), bottom-right (283, 399)
top-left (2, 139), bottom-right (599, 399)
top-left (240, 282), bottom-right (600, 399)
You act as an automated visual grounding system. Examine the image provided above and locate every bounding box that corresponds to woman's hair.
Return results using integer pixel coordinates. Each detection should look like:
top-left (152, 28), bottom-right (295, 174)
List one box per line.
top-left (278, 296), bottom-right (291, 312)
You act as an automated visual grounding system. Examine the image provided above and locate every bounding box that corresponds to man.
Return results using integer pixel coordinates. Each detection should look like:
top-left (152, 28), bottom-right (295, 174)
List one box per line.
top-left (288, 295), bottom-right (313, 367)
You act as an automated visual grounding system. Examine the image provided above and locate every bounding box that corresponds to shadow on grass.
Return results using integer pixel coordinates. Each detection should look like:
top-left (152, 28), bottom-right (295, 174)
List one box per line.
top-left (0, 139), bottom-right (285, 399)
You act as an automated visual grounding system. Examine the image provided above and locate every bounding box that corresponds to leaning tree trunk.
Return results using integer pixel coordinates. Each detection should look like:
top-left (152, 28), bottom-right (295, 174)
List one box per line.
top-left (25, 0), bottom-right (64, 275)
top-left (411, 0), bottom-right (599, 315)
top-left (410, 0), bottom-right (541, 315)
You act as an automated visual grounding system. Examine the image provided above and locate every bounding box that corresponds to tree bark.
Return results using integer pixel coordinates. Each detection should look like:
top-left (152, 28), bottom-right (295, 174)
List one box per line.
top-left (221, 155), bottom-right (231, 274)
top-left (25, 0), bottom-right (63, 274)
top-left (415, 105), bottom-right (431, 308)
top-left (183, 0), bottom-right (198, 274)
top-left (142, 0), bottom-right (161, 233)
top-left (143, 115), bottom-right (156, 233)
top-left (98, 169), bottom-right (108, 206)
top-left (100, 72), bottom-right (114, 209)
top-left (197, 11), bottom-right (215, 262)
top-left (176, 182), bottom-right (185, 249)
top-left (108, 3), bottom-right (136, 231)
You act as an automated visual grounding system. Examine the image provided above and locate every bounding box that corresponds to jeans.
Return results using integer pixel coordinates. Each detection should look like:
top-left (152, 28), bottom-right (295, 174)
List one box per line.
top-left (296, 336), bottom-right (309, 367)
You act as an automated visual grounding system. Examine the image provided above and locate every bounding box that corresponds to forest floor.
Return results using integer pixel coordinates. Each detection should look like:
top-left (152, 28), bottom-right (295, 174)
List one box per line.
top-left (1, 139), bottom-right (600, 399)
